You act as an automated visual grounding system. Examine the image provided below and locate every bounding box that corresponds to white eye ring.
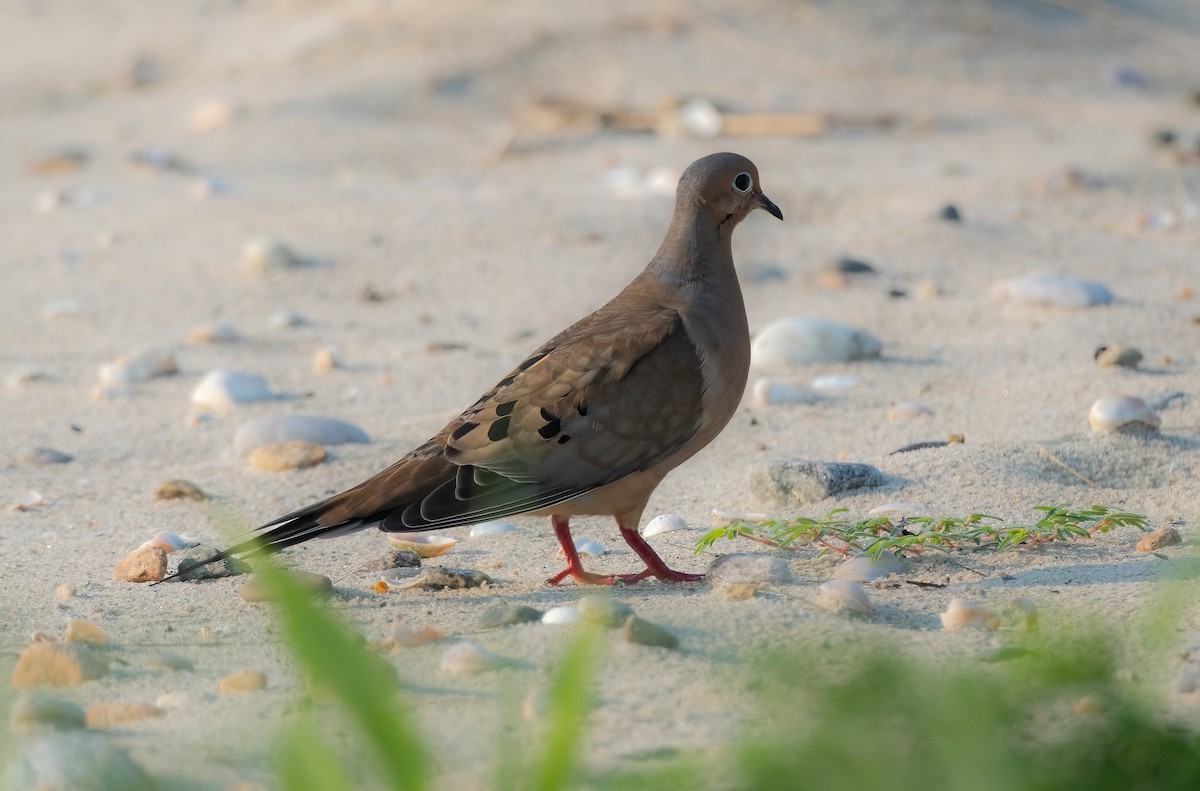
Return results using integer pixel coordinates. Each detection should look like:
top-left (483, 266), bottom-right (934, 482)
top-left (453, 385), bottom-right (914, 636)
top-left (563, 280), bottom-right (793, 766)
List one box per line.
top-left (732, 171), bottom-right (753, 194)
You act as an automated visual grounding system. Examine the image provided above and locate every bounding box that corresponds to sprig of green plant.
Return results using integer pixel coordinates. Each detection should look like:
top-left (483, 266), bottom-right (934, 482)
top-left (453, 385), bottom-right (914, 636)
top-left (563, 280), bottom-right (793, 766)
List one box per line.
top-left (694, 505), bottom-right (1148, 558)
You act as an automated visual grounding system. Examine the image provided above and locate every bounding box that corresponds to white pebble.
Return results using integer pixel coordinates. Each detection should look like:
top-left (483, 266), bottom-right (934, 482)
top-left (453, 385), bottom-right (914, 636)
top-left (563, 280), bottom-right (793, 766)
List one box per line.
top-left (141, 531), bottom-right (192, 553)
top-left (242, 237), bottom-right (299, 273)
top-left (439, 642), bottom-right (508, 675)
top-left (232, 415), bottom-right (369, 458)
top-left (706, 553), bottom-right (792, 586)
top-left (818, 580), bottom-right (873, 615)
top-left (541, 606), bottom-right (582, 625)
top-left (267, 310), bottom-right (308, 330)
top-left (98, 350), bottom-right (177, 388)
top-left (678, 97), bottom-right (723, 138)
top-left (642, 514), bottom-right (688, 537)
top-left (750, 378), bottom-right (821, 406)
top-left (469, 521), bottom-right (519, 537)
top-left (1087, 396), bottom-right (1161, 433)
top-left (809, 374), bottom-right (861, 392)
top-left (832, 552), bottom-right (906, 582)
top-left (574, 539), bottom-right (605, 556)
top-left (191, 370), bottom-right (275, 411)
top-left (751, 318), bottom-right (882, 368)
top-left (989, 273), bottom-right (1113, 307)
top-left (940, 598), bottom-right (1001, 631)
top-left (886, 401), bottom-right (933, 422)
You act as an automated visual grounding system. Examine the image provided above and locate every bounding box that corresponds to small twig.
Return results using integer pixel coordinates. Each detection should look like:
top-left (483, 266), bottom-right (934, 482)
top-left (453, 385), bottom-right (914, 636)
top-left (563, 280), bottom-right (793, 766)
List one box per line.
top-left (1037, 445), bottom-right (1100, 487)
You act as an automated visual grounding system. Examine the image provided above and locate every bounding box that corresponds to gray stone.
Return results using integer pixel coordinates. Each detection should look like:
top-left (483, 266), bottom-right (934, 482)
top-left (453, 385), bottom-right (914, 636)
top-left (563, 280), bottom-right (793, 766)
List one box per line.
top-left (364, 549), bottom-right (422, 572)
top-left (478, 604), bottom-right (543, 629)
top-left (749, 460), bottom-right (885, 506)
top-left (577, 595), bottom-right (634, 628)
top-left (9, 693), bottom-right (86, 733)
top-left (621, 617), bottom-right (679, 649)
top-left (3, 732), bottom-right (153, 791)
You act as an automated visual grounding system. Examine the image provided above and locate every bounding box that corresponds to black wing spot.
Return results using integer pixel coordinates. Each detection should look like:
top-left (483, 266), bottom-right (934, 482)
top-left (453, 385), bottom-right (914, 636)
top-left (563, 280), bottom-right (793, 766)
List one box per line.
top-left (576, 403), bottom-right (589, 416)
top-left (487, 416), bottom-right (511, 441)
top-left (539, 407), bottom-right (555, 421)
top-left (518, 351), bottom-right (548, 372)
top-left (451, 422), bottom-right (478, 440)
top-left (496, 374), bottom-right (516, 388)
top-left (495, 400), bottom-right (517, 417)
top-left (538, 417), bottom-right (562, 439)
top-left (557, 434), bottom-right (571, 445)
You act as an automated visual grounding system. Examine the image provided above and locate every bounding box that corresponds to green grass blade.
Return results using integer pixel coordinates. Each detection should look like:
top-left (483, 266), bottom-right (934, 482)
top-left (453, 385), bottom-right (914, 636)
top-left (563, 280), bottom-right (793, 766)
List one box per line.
top-left (279, 715), bottom-right (359, 791)
top-left (531, 626), bottom-right (602, 791)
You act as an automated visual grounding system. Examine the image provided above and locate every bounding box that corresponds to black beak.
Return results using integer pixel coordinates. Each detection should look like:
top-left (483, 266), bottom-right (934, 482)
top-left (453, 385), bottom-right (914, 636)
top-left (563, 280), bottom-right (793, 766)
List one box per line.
top-left (755, 192), bottom-right (783, 220)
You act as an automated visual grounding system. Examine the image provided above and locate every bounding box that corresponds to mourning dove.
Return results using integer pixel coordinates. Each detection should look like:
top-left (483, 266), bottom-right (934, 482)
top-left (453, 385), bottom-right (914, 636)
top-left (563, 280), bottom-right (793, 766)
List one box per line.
top-left (205, 152), bottom-right (781, 585)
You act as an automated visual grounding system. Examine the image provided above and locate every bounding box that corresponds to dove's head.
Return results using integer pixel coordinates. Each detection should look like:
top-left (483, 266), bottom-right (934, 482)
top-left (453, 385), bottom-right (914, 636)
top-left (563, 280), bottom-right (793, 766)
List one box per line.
top-left (679, 152), bottom-right (783, 228)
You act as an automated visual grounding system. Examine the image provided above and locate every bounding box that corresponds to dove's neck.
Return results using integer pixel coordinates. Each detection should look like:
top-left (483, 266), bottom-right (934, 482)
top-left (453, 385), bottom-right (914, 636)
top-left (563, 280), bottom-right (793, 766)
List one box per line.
top-left (644, 206), bottom-right (740, 295)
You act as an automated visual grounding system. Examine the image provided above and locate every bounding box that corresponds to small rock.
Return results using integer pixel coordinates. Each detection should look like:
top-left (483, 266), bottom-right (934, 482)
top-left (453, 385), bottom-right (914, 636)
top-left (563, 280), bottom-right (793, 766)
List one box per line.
top-left (153, 479), bottom-right (209, 501)
top-left (11, 643), bottom-right (108, 688)
top-left (541, 606), bottom-right (582, 625)
top-left (642, 514), bottom-right (688, 537)
top-left (478, 604), bottom-right (542, 629)
top-left (1136, 527), bottom-right (1182, 552)
top-left (174, 545), bottom-right (250, 580)
top-left (18, 447), bottom-right (73, 465)
top-left (9, 693), bottom-right (86, 733)
top-left (621, 616), bottom-right (679, 649)
top-left (233, 415), bottom-right (370, 458)
top-left (141, 653), bottom-right (194, 672)
top-left (64, 620), bottom-right (108, 646)
top-left (750, 378), bottom-right (821, 406)
top-left (938, 204), bottom-right (962, 222)
top-left (189, 97), bottom-right (236, 133)
top-left (389, 568), bottom-right (491, 591)
top-left (469, 520), bottom-right (519, 537)
top-left (112, 546), bottom-right (167, 583)
top-left (707, 553), bottom-right (792, 587)
top-left (1094, 345), bottom-right (1142, 369)
top-left (218, 670), bottom-right (267, 694)
top-left (85, 702), bottom-right (165, 728)
top-left (249, 440), bottom-right (327, 471)
top-left (97, 350), bottom-right (177, 388)
top-left (311, 345), bottom-right (341, 374)
top-left (243, 237), bottom-right (300, 272)
top-left (940, 599), bottom-right (1001, 631)
top-left (185, 322), bottom-right (239, 344)
top-left (2, 732), bottom-right (154, 791)
top-left (577, 596), bottom-right (634, 628)
top-left (749, 460), bottom-right (885, 506)
top-left (55, 584), bottom-right (76, 602)
top-left (818, 580), bottom-right (873, 615)
top-left (440, 642), bottom-right (511, 675)
top-left (915, 280), bottom-right (941, 300)
top-left (268, 309), bottom-right (309, 329)
top-left (990, 273), bottom-right (1114, 308)
top-left (239, 571), bottom-right (332, 602)
top-left (191, 369), bottom-right (275, 411)
top-left (751, 318), bottom-right (882, 367)
top-left (832, 553), bottom-right (906, 582)
top-left (363, 549), bottom-right (421, 572)
top-left (676, 97), bottom-right (723, 138)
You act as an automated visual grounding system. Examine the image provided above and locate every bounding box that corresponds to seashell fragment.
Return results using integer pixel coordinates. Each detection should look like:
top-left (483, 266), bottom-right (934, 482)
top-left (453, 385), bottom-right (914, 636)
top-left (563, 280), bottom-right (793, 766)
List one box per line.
top-left (385, 534), bottom-right (456, 558)
top-left (249, 440), bottom-right (327, 471)
top-left (9, 491), bottom-right (45, 512)
top-left (1094, 345), bottom-right (1142, 369)
top-left (233, 414), bottom-right (370, 458)
top-left (642, 513), bottom-right (688, 537)
top-left (541, 606), bottom-right (581, 625)
top-left (751, 318), bottom-right (882, 368)
top-left (989, 273), bottom-right (1113, 307)
top-left (469, 520), bottom-right (519, 537)
top-left (141, 531), bottom-right (192, 553)
top-left (191, 369), bottom-right (275, 411)
top-left (832, 552), bottom-right (905, 582)
top-left (940, 598), bottom-right (1001, 631)
top-left (1087, 396), bottom-right (1161, 433)
top-left (153, 479), bottom-right (209, 501)
top-left (818, 580), bottom-right (873, 615)
top-left (573, 539), bottom-right (605, 556)
top-left (750, 378), bottom-right (821, 406)
top-left (706, 553), bottom-right (792, 587)
top-left (242, 237), bottom-right (299, 272)
top-left (440, 642), bottom-right (510, 675)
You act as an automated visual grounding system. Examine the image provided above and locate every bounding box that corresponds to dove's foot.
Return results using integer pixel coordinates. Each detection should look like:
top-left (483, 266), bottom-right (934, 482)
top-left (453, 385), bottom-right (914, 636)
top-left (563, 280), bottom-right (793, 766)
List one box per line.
top-left (546, 515), bottom-right (705, 586)
top-left (618, 525), bottom-right (705, 583)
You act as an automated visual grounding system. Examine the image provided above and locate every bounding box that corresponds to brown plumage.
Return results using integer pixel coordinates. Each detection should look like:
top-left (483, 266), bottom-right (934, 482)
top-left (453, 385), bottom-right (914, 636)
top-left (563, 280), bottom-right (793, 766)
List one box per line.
top-left (199, 152), bottom-right (781, 585)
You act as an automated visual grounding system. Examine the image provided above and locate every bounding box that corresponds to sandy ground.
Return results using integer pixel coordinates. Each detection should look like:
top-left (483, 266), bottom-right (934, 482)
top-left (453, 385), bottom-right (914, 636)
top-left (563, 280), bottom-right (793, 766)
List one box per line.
top-left (3, 1), bottom-right (1200, 788)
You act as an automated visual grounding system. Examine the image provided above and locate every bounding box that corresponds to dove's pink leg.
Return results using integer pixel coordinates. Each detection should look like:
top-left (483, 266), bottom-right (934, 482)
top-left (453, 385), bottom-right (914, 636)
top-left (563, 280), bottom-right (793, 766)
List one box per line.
top-left (546, 515), bottom-right (639, 586)
top-left (617, 525), bottom-right (705, 583)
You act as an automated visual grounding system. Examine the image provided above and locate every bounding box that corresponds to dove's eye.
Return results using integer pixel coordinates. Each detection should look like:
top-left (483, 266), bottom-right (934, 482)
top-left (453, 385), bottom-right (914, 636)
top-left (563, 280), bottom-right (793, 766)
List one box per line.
top-left (732, 172), bottom-right (753, 194)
